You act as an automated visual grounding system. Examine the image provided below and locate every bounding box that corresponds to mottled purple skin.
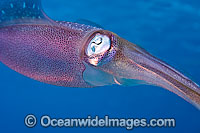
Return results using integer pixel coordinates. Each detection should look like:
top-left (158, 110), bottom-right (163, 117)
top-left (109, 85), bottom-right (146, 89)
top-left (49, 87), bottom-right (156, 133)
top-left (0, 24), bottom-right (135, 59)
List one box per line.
top-left (0, 17), bottom-right (199, 109)
top-left (0, 21), bottom-right (99, 87)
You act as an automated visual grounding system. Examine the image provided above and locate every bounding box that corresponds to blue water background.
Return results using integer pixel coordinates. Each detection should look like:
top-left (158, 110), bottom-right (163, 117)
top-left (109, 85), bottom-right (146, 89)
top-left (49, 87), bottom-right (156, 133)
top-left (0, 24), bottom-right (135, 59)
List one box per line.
top-left (0, 0), bottom-right (200, 132)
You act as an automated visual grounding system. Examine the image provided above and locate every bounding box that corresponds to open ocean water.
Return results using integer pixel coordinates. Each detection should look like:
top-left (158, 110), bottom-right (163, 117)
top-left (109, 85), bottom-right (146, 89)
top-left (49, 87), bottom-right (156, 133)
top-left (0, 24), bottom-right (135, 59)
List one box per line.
top-left (0, 0), bottom-right (200, 132)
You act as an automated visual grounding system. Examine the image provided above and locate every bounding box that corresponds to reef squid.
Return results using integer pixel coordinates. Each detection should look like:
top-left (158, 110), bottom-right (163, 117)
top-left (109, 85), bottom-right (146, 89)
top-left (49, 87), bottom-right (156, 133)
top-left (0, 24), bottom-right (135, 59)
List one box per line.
top-left (0, 0), bottom-right (200, 109)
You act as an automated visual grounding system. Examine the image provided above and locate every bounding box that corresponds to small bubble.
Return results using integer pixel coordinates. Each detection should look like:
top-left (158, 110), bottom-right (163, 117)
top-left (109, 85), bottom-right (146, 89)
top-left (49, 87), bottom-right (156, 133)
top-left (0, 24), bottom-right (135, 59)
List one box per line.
top-left (23, 2), bottom-right (26, 8)
top-left (1, 10), bottom-right (5, 14)
top-left (10, 3), bottom-right (14, 8)
top-left (33, 4), bottom-right (36, 9)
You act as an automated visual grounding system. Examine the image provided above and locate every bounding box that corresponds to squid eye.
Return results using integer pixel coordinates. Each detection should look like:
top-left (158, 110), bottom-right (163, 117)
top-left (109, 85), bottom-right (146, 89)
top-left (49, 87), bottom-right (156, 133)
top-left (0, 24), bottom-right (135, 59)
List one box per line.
top-left (86, 34), bottom-right (111, 56)
top-left (84, 31), bottom-right (117, 66)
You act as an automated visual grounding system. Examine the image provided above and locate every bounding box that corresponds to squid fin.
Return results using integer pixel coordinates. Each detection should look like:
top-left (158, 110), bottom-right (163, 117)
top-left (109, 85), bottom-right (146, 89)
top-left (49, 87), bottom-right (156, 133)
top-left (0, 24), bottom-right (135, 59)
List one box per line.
top-left (75, 19), bottom-right (103, 29)
top-left (0, 0), bottom-right (54, 27)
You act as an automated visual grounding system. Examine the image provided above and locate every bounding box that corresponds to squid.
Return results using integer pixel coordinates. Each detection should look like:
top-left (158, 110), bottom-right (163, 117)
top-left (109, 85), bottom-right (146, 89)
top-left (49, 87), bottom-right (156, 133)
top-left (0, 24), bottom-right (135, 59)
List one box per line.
top-left (0, 0), bottom-right (200, 109)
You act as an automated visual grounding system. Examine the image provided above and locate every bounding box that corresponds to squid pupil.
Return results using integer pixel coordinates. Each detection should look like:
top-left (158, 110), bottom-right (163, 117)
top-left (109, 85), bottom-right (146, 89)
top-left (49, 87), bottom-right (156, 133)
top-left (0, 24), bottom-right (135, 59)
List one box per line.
top-left (92, 37), bottom-right (102, 45)
top-left (91, 37), bottom-right (103, 53)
